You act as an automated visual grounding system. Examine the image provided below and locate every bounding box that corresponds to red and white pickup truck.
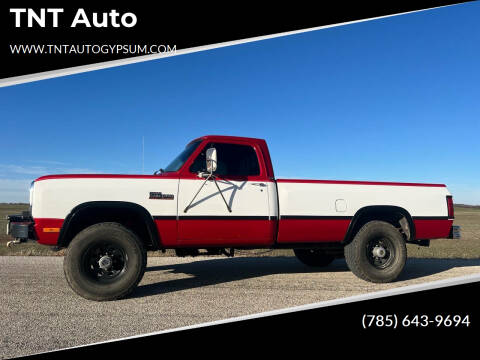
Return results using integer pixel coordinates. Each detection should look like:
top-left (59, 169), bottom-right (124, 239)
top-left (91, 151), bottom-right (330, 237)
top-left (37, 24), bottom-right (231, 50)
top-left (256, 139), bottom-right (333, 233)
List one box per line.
top-left (7, 135), bottom-right (460, 301)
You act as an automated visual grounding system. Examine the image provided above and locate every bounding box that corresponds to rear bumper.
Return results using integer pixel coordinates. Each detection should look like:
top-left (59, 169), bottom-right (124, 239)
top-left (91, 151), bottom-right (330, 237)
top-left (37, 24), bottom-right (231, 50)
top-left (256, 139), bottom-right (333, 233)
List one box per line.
top-left (6, 212), bottom-right (35, 241)
top-left (448, 225), bottom-right (461, 239)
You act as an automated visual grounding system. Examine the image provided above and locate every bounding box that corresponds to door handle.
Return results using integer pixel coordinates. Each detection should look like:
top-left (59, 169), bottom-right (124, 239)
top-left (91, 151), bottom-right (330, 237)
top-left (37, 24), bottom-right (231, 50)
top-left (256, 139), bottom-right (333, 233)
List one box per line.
top-left (250, 182), bottom-right (267, 187)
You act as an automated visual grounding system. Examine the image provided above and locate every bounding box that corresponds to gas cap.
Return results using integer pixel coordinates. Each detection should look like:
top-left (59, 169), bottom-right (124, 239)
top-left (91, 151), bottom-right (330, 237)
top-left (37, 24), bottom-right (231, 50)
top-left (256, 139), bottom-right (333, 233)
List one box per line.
top-left (335, 199), bottom-right (347, 212)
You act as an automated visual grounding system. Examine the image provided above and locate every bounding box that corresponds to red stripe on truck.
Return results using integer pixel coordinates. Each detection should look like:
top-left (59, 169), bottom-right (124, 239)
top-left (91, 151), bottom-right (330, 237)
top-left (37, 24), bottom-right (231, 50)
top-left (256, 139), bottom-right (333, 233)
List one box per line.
top-left (414, 219), bottom-right (453, 239)
top-left (178, 219), bottom-right (276, 247)
top-left (276, 179), bottom-right (446, 187)
top-left (34, 218), bottom-right (64, 245)
top-left (277, 218), bottom-right (351, 243)
top-left (35, 174), bottom-right (179, 181)
top-left (154, 218), bottom-right (178, 247)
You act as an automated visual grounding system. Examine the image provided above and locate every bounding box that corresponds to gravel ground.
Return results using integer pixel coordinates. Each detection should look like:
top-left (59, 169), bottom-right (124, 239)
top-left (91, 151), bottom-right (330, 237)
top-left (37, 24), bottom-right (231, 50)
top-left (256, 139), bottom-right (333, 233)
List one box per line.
top-left (1, 256), bottom-right (480, 359)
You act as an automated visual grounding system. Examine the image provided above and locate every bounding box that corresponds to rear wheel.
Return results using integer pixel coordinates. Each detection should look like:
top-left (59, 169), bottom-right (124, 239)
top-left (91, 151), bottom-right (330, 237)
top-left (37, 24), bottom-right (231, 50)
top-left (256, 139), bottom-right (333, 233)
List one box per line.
top-left (64, 222), bottom-right (147, 301)
top-left (294, 249), bottom-right (335, 267)
top-left (344, 220), bottom-right (406, 283)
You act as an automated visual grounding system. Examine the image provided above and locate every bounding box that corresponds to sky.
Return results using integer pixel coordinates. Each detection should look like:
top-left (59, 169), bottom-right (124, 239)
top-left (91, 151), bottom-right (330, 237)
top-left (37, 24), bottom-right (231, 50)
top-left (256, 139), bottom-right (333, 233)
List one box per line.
top-left (1, 2), bottom-right (479, 204)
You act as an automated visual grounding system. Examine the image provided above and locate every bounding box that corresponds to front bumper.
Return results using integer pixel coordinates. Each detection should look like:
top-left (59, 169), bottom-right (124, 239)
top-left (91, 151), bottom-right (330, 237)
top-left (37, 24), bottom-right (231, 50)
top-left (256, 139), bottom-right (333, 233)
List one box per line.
top-left (448, 225), bottom-right (461, 239)
top-left (6, 211), bottom-right (35, 243)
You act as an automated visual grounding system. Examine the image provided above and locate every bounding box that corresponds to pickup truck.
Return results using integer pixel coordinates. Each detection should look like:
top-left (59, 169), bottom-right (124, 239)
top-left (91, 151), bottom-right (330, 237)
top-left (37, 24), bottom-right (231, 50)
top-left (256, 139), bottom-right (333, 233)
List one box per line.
top-left (7, 135), bottom-right (460, 301)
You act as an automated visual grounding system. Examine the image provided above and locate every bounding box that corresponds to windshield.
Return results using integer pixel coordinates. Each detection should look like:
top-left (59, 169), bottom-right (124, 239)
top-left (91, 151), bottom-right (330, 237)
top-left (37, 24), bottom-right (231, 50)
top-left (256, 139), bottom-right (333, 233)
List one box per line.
top-left (164, 140), bottom-right (202, 172)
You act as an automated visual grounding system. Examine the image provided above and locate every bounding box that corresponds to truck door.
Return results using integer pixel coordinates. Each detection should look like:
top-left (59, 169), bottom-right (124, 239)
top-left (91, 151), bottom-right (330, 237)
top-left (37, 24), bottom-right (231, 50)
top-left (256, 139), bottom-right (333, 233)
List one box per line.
top-left (177, 141), bottom-right (276, 246)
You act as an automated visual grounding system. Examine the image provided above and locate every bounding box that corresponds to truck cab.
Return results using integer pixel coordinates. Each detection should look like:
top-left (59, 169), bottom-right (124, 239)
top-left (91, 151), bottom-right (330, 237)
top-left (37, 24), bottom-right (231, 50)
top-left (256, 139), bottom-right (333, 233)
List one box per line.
top-left (173, 136), bottom-right (277, 247)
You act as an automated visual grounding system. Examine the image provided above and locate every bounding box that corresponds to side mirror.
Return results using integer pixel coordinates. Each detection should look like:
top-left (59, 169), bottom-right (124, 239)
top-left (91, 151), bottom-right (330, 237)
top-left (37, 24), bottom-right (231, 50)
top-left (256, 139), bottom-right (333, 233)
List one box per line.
top-left (206, 147), bottom-right (217, 173)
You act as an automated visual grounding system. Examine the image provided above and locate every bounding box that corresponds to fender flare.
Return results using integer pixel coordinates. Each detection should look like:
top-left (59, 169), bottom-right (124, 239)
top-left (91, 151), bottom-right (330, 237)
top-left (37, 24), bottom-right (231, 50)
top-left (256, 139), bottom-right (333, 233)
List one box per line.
top-left (57, 201), bottom-right (161, 249)
top-left (342, 205), bottom-right (415, 244)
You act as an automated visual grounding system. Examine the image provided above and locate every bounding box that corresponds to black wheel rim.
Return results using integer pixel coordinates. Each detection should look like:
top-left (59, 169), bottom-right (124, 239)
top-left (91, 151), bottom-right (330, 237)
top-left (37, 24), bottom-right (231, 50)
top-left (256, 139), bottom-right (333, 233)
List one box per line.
top-left (366, 237), bottom-right (395, 269)
top-left (81, 241), bottom-right (128, 283)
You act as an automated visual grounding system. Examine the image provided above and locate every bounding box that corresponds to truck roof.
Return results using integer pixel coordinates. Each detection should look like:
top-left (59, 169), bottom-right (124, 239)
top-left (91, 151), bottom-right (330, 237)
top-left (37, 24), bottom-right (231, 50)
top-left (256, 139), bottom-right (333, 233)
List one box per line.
top-left (189, 135), bottom-right (274, 178)
top-left (190, 135), bottom-right (267, 144)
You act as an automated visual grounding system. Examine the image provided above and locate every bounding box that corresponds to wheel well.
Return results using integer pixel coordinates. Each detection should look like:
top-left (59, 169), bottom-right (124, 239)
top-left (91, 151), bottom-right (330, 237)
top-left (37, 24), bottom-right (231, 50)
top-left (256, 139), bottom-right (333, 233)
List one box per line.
top-left (343, 206), bottom-right (415, 245)
top-left (58, 202), bottom-right (160, 250)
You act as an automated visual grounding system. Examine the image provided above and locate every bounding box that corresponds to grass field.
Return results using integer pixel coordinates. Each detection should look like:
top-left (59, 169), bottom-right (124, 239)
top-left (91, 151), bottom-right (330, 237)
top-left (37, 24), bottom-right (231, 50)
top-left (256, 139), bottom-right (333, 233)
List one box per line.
top-left (0, 203), bottom-right (478, 258)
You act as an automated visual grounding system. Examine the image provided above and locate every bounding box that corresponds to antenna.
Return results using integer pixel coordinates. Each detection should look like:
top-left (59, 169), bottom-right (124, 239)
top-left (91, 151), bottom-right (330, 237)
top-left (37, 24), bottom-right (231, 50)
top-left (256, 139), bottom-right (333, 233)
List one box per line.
top-left (142, 136), bottom-right (144, 174)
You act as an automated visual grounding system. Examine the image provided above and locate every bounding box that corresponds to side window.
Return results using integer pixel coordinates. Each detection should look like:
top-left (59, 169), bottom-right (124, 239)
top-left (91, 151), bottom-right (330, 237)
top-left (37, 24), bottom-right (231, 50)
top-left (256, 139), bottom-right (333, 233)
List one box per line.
top-left (189, 142), bottom-right (260, 176)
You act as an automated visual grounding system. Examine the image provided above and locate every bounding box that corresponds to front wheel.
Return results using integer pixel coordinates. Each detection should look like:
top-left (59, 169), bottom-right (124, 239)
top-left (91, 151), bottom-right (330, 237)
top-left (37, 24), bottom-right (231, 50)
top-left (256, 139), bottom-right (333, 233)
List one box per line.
top-left (344, 221), bottom-right (406, 283)
top-left (63, 222), bottom-right (147, 301)
top-left (294, 249), bottom-right (335, 267)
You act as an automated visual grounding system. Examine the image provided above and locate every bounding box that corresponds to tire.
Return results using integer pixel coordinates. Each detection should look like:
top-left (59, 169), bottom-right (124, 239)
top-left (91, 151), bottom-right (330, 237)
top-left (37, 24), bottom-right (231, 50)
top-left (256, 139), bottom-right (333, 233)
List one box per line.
top-left (294, 249), bottom-right (335, 267)
top-left (344, 220), bottom-right (406, 283)
top-left (63, 222), bottom-right (147, 301)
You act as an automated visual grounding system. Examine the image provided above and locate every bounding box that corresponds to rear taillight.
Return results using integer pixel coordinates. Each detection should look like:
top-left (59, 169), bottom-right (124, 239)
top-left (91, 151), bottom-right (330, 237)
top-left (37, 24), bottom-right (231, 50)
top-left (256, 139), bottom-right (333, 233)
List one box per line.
top-left (446, 196), bottom-right (454, 219)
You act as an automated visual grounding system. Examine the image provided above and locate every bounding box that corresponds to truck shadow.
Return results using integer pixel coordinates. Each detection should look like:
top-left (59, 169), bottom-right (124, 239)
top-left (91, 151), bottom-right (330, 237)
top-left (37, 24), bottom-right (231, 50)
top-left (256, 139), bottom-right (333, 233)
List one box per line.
top-left (133, 256), bottom-right (346, 298)
top-left (131, 257), bottom-right (480, 299)
top-left (397, 258), bottom-right (480, 281)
